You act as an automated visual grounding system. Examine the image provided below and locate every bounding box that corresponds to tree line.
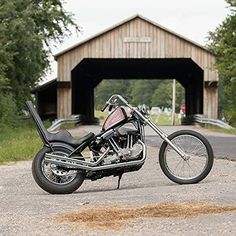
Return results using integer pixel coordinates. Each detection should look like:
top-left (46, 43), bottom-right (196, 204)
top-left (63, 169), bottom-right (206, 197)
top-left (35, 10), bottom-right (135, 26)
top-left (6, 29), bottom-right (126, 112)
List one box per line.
top-left (95, 79), bottom-right (185, 112)
top-left (0, 0), bottom-right (78, 128)
top-left (208, 0), bottom-right (236, 126)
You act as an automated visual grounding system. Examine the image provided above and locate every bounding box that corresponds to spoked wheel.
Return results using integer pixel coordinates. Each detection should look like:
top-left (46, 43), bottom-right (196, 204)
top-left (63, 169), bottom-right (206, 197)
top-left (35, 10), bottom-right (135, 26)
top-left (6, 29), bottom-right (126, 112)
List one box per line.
top-left (32, 146), bottom-right (85, 194)
top-left (159, 130), bottom-right (214, 184)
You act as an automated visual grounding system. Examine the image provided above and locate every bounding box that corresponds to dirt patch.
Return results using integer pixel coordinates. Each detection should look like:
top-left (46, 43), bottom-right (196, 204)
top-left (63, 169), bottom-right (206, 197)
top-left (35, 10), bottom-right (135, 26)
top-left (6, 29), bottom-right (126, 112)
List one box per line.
top-left (55, 202), bottom-right (236, 232)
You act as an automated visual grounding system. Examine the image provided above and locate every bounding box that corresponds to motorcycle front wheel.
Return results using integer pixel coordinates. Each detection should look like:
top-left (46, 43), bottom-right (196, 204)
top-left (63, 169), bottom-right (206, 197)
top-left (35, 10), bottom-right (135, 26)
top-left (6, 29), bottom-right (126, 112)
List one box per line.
top-left (159, 130), bottom-right (214, 184)
top-left (32, 146), bottom-right (85, 194)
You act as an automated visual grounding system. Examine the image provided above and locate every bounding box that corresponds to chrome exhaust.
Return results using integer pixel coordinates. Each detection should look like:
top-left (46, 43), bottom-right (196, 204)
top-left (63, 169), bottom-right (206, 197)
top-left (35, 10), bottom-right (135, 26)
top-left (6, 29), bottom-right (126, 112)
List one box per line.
top-left (44, 141), bottom-right (146, 171)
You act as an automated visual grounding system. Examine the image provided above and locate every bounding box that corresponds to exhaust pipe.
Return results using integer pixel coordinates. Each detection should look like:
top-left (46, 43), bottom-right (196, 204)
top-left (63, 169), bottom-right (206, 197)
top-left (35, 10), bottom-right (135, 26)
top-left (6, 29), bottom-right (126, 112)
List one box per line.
top-left (44, 141), bottom-right (146, 171)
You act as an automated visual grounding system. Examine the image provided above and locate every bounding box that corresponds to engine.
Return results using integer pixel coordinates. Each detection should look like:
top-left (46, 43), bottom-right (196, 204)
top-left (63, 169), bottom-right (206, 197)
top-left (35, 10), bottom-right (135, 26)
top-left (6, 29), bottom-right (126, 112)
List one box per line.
top-left (89, 126), bottom-right (143, 165)
top-left (119, 143), bottom-right (143, 161)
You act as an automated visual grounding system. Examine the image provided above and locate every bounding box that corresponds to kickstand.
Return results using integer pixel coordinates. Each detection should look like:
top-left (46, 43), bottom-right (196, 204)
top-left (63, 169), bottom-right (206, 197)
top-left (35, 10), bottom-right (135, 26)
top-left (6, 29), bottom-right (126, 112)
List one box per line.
top-left (117, 172), bottom-right (123, 189)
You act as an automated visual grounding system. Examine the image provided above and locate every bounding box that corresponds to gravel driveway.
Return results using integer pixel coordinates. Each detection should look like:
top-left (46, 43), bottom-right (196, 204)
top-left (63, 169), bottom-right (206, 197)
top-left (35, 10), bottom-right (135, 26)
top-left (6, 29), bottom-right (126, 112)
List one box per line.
top-left (0, 145), bottom-right (235, 235)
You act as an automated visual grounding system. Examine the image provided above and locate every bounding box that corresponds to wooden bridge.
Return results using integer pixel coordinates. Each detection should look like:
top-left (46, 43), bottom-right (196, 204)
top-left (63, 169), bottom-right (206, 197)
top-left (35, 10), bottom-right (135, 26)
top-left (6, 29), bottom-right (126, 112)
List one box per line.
top-left (34, 15), bottom-right (218, 122)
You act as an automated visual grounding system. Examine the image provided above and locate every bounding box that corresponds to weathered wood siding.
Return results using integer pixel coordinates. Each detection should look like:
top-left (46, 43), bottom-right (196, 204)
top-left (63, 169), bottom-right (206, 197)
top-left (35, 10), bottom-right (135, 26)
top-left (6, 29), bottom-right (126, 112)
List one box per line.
top-left (56, 16), bottom-right (218, 118)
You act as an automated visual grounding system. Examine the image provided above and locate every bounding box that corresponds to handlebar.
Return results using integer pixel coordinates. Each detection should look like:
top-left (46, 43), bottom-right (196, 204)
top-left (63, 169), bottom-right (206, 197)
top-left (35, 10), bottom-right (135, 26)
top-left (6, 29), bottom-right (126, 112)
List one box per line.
top-left (101, 94), bottom-right (150, 123)
top-left (101, 102), bottom-right (109, 112)
top-left (101, 94), bottom-right (129, 112)
top-left (101, 94), bottom-right (143, 114)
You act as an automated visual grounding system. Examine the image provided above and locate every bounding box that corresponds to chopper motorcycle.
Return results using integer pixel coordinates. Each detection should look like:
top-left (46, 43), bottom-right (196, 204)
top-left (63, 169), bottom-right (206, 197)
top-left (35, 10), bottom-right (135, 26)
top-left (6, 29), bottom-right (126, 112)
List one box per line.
top-left (26, 94), bottom-right (214, 194)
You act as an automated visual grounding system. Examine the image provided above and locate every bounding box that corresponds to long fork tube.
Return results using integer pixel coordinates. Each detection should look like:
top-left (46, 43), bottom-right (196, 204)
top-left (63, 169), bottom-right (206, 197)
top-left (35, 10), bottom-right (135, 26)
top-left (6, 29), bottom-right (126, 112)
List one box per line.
top-left (146, 119), bottom-right (186, 158)
top-left (128, 105), bottom-right (186, 158)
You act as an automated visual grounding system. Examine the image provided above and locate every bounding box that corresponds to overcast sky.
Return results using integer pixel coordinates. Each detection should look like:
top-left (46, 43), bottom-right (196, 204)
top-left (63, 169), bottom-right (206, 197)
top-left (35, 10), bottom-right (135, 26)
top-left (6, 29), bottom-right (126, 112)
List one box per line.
top-left (46, 0), bottom-right (230, 80)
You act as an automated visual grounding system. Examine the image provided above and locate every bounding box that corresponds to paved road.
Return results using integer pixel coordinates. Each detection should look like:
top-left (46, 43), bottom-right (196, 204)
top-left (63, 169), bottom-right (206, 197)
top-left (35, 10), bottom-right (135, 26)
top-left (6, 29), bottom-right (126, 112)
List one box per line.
top-left (0, 144), bottom-right (236, 235)
top-left (144, 126), bottom-right (236, 161)
top-left (145, 135), bottom-right (236, 161)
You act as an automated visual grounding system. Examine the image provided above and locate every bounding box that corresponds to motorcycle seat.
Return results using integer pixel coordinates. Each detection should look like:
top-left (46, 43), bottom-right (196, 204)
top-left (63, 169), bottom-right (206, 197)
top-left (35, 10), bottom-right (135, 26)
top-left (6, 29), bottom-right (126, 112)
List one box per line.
top-left (25, 101), bottom-right (95, 148)
top-left (47, 131), bottom-right (95, 148)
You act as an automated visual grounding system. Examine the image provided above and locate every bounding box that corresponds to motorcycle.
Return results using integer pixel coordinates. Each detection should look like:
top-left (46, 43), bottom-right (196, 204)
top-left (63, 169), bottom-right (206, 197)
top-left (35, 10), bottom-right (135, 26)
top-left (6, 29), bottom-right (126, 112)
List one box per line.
top-left (26, 94), bottom-right (214, 194)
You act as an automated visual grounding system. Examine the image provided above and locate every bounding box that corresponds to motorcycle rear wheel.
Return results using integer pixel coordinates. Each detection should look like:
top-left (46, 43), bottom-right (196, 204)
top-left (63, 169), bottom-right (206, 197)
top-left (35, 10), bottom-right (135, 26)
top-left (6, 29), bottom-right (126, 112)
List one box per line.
top-left (32, 146), bottom-right (85, 194)
top-left (159, 130), bottom-right (214, 184)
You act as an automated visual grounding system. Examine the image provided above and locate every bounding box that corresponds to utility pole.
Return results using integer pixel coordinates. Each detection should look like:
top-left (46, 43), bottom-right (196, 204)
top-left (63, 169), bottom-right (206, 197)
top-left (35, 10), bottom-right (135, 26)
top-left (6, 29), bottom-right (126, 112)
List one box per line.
top-left (172, 79), bottom-right (176, 125)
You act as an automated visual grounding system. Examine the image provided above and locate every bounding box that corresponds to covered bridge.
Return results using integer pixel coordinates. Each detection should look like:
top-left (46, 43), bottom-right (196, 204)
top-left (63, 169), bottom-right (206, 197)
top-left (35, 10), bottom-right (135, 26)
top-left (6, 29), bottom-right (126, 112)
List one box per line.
top-left (34, 14), bottom-right (218, 122)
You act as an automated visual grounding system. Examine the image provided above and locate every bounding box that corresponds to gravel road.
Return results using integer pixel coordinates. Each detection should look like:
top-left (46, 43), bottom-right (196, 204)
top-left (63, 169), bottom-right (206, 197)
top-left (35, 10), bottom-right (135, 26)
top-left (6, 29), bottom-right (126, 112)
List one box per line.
top-left (0, 145), bottom-right (235, 235)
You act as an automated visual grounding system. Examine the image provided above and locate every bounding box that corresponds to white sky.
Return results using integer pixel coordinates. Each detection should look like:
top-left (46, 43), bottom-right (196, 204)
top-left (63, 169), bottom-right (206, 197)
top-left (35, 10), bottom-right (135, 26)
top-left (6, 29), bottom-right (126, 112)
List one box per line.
top-left (46, 0), bottom-right (230, 80)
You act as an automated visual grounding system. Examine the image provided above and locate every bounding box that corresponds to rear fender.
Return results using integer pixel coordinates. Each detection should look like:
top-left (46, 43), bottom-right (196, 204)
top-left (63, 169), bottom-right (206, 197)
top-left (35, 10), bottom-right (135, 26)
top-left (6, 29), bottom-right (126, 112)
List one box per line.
top-left (50, 142), bottom-right (75, 153)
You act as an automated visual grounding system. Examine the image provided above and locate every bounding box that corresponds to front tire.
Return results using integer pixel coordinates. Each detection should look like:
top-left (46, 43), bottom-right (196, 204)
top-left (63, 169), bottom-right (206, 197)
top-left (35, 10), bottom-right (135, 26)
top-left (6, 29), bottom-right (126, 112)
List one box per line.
top-left (32, 146), bottom-right (85, 194)
top-left (159, 130), bottom-right (214, 184)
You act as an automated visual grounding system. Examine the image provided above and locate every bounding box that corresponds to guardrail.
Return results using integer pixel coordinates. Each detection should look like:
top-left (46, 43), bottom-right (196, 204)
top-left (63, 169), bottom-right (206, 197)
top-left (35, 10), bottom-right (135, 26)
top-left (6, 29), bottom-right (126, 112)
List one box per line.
top-left (47, 115), bottom-right (100, 132)
top-left (47, 115), bottom-right (82, 132)
top-left (182, 114), bottom-right (235, 130)
top-left (48, 114), bottom-right (234, 132)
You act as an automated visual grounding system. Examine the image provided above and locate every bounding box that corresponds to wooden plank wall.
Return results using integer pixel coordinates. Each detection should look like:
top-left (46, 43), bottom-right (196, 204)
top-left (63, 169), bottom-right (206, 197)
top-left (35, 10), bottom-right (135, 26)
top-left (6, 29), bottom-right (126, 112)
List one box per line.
top-left (57, 17), bottom-right (218, 118)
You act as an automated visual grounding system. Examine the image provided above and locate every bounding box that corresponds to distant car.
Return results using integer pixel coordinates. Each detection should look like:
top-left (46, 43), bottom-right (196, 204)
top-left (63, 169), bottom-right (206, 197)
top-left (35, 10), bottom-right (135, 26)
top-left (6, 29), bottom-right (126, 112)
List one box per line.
top-left (150, 107), bottom-right (161, 115)
top-left (164, 107), bottom-right (172, 114)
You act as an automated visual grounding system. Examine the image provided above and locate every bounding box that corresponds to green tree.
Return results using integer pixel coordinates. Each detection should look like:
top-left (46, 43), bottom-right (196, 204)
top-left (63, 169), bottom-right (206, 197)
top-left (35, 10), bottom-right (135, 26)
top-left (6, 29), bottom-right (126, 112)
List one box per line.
top-left (0, 0), bottom-right (79, 110)
top-left (151, 81), bottom-right (184, 111)
top-left (151, 81), bottom-right (172, 108)
top-left (0, 78), bottom-right (17, 128)
top-left (208, 0), bottom-right (236, 126)
top-left (95, 80), bottom-right (130, 109)
top-left (129, 80), bottom-right (161, 106)
top-left (95, 79), bottom-right (184, 110)
top-left (0, 93), bottom-right (17, 128)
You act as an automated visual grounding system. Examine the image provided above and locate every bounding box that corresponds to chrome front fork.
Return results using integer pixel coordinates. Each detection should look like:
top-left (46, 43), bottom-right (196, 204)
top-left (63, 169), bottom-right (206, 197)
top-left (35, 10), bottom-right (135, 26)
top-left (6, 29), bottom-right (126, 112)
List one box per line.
top-left (146, 119), bottom-right (186, 158)
top-left (131, 108), bottom-right (186, 159)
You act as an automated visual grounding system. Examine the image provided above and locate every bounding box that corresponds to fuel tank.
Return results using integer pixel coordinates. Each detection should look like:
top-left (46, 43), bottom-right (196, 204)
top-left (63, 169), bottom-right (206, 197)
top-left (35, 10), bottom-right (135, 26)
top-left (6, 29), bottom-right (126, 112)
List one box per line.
top-left (102, 107), bottom-right (127, 131)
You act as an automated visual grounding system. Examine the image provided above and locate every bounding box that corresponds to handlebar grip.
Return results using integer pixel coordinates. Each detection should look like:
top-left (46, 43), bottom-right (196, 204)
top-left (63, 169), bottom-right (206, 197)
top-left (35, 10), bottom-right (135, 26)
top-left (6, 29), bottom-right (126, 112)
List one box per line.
top-left (101, 103), bottom-right (108, 112)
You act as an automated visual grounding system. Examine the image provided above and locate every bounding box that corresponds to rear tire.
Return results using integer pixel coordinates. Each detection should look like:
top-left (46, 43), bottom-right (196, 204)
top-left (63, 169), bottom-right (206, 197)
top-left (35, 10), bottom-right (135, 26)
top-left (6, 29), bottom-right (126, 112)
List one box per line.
top-left (32, 146), bottom-right (85, 194)
top-left (159, 130), bottom-right (214, 184)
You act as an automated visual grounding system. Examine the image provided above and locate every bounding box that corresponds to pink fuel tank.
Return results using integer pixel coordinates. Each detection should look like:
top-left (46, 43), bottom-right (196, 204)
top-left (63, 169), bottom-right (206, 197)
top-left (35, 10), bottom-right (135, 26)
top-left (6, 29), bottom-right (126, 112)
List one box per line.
top-left (102, 107), bottom-right (127, 131)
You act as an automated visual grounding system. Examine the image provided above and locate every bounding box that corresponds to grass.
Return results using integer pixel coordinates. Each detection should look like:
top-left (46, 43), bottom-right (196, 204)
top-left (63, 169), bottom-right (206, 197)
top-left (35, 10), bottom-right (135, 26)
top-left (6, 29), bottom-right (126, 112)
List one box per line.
top-left (151, 113), bottom-right (181, 126)
top-left (151, 113), bottom-right (172, 125)
top-left (203, 125), bottom-right (236, 135)
top-left (0, 125), bottom-right (42, 164)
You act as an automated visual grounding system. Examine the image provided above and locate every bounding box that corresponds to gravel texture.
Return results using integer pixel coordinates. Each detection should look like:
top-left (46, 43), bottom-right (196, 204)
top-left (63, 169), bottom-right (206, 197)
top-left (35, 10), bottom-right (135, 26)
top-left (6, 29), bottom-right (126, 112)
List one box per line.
top-left (0, 144), bottom-right (235, 235)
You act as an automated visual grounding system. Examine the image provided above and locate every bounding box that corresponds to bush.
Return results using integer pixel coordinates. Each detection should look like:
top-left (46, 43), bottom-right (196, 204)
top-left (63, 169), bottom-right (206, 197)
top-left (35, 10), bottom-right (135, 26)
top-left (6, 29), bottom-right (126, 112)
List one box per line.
top-left (0, 92), bottom-right (18, 128)
top-left (225, 109), bottom-right (236, 128)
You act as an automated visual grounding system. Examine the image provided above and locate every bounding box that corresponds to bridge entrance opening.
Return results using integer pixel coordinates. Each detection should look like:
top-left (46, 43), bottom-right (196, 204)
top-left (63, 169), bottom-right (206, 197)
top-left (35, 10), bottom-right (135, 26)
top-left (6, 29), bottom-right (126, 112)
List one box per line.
top-left (71, 58), bottom-right (203, 123)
